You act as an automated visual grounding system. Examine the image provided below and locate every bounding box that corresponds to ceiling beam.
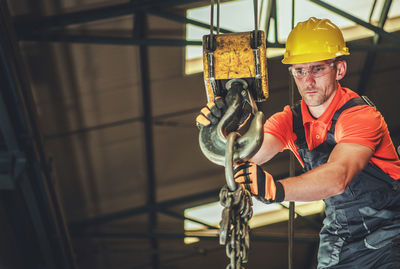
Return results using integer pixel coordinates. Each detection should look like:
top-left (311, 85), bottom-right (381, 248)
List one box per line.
top-left (357, 0), bottom-right (392, 94)
top-left (14, 0), bottom-right (205, 34)
top-left (19, 32), bottom-right (400, 51)
top-left (135, 11), bottom-right (159, 269)
top-left (18, 33), bottom-right (202, 46)
top-left (158, 207), bottom-right (219, 229)
top-left (309, 0), bottom-right (400, 47)
top-left (0, 2), bottom-right (77, 268)
top-left (82, 231), bottom-right (319, 243)
top-left (69, 188), bottom-right (220, 230)
top-left (148, 9), bottom-right (233, 34)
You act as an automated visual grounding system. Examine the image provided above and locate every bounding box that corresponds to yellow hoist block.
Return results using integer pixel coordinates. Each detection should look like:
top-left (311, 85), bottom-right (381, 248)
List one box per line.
top-left (202, 31), bottom-right (269, 103)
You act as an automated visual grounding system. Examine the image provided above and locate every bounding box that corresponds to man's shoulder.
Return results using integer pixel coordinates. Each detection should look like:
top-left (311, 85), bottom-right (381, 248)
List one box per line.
top-left (338, 87), bottom-right (360, 103)
top-left (337, 103), bottom-right (382, 131)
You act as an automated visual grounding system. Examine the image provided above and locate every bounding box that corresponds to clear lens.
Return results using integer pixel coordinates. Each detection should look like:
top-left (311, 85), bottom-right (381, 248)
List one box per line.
top-left (289, 62), bottom-right (335, 79)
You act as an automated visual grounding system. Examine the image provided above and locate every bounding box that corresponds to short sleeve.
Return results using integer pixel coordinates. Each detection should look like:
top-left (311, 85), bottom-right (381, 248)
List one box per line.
top-left (335, 105), bottom-right (384, 151)
top-left (264, 105), bottom-right (294, 148)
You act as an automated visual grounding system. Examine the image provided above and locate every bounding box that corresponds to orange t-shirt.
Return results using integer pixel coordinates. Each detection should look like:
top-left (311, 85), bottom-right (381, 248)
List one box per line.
top-left (264, 85), bottom-right (400, 180)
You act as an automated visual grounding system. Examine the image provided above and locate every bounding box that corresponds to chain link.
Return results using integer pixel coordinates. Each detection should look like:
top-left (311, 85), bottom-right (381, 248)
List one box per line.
top-left (219, 185), bottom-right (253, 269)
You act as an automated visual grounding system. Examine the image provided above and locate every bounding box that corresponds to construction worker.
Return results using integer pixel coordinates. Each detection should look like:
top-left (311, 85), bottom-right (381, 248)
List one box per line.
top-left (196, 17), bottom-right (400, 268)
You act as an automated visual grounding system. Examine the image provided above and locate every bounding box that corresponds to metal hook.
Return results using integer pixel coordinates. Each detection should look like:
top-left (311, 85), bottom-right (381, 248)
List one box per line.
top-left (225, 132), bottom-right (239, 191)
top-left (199, 79), bottom-right (265, 167)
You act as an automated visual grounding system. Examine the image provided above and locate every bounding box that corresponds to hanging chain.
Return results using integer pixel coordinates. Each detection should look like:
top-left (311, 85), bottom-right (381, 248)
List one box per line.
top-left (219, 185), bottom-right (253, 269)
top-left (219, 133), bottom-right (253, 269)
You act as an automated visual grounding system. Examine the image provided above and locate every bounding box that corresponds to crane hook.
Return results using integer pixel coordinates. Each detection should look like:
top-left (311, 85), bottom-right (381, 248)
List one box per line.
top-left (199, 79), bottom-right (265, 166)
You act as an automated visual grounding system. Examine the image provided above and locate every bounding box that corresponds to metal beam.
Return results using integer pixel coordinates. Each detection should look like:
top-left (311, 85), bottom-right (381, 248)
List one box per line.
top-left (19, 34), bottom-right (202, 46)
top-left (309, 0), bottom-right (400, 46)
top-left (68, 168), bottom-right (324, 231)
top-left (348, 44), bottom-right (400, 51)
top-left (69, 188), bottom-right (220, 230)
top-left (19, 35), bottom-right (400, 51)
top-left (14, 0), bottom-right (204, 34)
top-left (357, 0), bottom-right (392, 94)
top-left (279, 203), bottom-right (321, 230)
top-left (148, 9), bottom-right (233, 34)
top-left (0, 1), bottom-right (77, 268)
top-left (83, 231), bottom-right (319, 243)
top-left (135, 11), bottom-right (159, 269)
top-left (44, 106), bottom-right (202, 140)
top-left (19, 33), bottom-right (400, 50)
top-left (157, 207), bottom-right (219, 229)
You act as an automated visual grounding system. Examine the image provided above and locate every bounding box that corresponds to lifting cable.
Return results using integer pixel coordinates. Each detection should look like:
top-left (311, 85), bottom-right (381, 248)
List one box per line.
top-left (288, 1), bottom-right (296, 269)
top-left (253, 0), bottom-right (258, 48)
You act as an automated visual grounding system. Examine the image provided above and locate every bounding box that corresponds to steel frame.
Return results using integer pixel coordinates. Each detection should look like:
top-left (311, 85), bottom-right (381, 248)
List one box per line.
top-left (0, 1), bottom-right (77, 268)
top-left (357, 0), bottom-right (393, 94)
top-left (8, 0), bottom-right (400, 268)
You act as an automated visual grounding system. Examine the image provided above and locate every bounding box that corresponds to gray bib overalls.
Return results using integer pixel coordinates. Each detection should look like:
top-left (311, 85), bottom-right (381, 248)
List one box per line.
top-left (291, 97), bottom-right (400, 268)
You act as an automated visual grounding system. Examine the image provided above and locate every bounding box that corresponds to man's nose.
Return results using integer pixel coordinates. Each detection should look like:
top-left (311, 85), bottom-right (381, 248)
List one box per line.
top-left (304, 71), bottom-right (315, 84)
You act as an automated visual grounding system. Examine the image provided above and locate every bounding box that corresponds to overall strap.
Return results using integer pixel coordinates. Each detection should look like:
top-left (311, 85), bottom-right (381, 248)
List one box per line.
top-left (291, 101), bottom-right (307, 148)
top-left (327, 96), bottom-right (374, 143)
top-left (291, 96), bottom-right (374, 149)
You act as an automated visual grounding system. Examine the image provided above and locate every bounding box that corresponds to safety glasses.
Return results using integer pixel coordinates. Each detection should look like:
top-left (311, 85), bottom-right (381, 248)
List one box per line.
top-left (288, 62), bottom-right (336, 79)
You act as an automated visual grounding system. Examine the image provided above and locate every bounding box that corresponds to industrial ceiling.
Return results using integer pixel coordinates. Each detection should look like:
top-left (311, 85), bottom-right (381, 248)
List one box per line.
top-left (1, 0), bottom-right (400, 269)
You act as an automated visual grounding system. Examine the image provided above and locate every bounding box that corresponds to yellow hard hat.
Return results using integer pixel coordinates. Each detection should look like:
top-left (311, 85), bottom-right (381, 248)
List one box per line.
top-left (282, 17), bottom-right (349, 64)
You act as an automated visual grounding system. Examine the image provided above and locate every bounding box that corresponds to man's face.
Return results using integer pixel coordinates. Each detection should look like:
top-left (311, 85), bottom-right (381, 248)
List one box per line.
top-left (290, 60), bottom-right (339, 107)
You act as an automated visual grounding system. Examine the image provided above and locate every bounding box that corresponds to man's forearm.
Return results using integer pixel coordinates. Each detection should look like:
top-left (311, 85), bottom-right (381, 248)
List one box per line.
top-left (280, 162), bottom-right (347, 201)
top-left (279, 143), bottom-right (373, 201)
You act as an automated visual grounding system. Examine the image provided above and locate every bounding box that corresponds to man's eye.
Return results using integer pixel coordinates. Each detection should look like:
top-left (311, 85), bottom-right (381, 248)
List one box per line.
top-left (295, 69), bottom-right (306, 75)
top-left (313, 66), bottom-right (325, 72)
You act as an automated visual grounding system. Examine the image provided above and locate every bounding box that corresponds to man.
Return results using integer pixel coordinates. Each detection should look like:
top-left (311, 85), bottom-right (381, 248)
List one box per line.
top-left (196, 17), bottom-right (400, 268)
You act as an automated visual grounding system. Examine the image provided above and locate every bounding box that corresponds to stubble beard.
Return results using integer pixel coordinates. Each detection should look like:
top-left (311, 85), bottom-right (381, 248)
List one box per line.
top-left (302, 89), bottom-right (328, 107)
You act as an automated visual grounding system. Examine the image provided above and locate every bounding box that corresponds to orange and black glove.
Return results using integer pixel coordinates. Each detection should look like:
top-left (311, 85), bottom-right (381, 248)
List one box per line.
top-left (195, 97), bottom-right (226, 128)
top-left (234, 161), bottom-right (285, 204)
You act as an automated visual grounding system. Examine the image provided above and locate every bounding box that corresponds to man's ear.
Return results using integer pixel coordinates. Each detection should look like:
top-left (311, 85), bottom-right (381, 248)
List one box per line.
top-left (336, 60), bottom-right (347, 80)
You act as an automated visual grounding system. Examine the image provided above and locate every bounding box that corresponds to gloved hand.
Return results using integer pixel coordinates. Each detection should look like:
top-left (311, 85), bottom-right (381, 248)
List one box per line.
top-left (234, 161), bottom-right (285, 204)
top-left (195, 97), bottom-right (226, 128)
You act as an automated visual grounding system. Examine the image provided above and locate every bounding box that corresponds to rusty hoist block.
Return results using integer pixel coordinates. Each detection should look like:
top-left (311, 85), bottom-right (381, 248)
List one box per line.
top-left (203, 31), bottom-right (269, 103)
top-left (199, 30), bottom-right (269, 166)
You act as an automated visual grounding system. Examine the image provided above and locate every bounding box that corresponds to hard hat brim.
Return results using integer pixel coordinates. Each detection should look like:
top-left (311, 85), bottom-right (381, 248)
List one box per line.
top-left (282, 51), bottom-right (349, 64)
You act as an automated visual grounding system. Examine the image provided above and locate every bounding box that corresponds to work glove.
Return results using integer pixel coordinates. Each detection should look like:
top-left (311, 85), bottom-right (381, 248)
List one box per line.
top-left (195, 97), bottom-right (226, 128)
top-left (195, 96), bottom-right (252, 130)
top-left (234, 161), bottom-right (285, 204)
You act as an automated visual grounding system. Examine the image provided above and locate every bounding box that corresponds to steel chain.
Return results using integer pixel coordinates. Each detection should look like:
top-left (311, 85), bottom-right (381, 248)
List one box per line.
top-left (219, 185), bottom-right (253, 269)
